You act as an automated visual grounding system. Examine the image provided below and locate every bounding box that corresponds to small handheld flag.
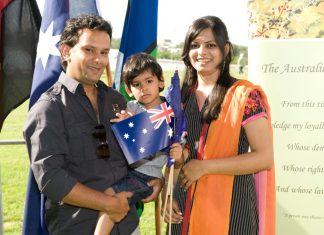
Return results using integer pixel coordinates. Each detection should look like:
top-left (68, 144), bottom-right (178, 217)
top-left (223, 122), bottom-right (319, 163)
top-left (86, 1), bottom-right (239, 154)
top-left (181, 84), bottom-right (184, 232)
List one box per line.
top-left (163, 70), bottom-right (187, 235)
top-left (165, 70), bottom-right (187, 162)
top-left (111, 102), bottom-right (174, 164)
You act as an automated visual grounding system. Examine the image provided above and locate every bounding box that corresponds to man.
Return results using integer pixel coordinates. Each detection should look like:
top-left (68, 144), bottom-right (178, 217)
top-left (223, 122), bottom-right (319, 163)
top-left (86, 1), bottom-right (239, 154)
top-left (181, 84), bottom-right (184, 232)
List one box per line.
top-left (24, 15), bottom-right (161, 235)
top-left (237, 53), bottom-right (245, 74)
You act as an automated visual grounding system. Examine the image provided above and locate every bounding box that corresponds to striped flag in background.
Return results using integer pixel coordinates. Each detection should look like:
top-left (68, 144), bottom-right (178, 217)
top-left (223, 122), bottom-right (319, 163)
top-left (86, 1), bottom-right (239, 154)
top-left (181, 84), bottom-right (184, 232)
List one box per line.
top-left (113, 0), bottom-right (158, 100)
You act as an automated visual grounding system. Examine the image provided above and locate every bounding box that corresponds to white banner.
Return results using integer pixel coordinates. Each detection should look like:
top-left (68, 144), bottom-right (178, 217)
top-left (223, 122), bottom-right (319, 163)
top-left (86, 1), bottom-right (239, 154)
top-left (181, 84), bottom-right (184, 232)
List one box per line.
top-left (249, 39), bottom-right (324, 235)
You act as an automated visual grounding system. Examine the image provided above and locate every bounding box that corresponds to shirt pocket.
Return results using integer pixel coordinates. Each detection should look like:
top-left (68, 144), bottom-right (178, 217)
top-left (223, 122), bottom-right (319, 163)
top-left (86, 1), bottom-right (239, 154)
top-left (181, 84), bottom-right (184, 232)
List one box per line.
top-left (67, 122), bottom-right (98, 161)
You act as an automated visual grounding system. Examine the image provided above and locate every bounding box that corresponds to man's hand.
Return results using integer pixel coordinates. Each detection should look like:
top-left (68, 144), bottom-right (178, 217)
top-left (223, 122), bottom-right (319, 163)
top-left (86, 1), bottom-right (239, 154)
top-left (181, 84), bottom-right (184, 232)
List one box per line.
top-left (106, 191), bottom-right (133, 222)
top-left (142, 178), bottom-right (163, 203)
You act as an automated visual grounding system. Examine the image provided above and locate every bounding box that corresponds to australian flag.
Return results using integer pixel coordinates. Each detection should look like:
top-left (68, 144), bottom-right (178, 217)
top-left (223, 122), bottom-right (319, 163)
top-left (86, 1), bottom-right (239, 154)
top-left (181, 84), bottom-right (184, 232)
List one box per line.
top-left (23, 1), bottom-right (99, 235)
top-left (29, 0), bottom-right (68, 107)
top-left (165, 70), bottom-right (186, 143)
top-left (112, 102), bottom-right (175, 164)
top-left (23, 2), bottom-right (68, 234)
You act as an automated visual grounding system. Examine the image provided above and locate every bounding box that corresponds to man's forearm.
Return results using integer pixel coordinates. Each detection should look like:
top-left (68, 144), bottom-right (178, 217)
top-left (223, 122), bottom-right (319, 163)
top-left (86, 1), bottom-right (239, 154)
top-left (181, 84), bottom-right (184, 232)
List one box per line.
top-left (62, 182), bottom-right (114, 212)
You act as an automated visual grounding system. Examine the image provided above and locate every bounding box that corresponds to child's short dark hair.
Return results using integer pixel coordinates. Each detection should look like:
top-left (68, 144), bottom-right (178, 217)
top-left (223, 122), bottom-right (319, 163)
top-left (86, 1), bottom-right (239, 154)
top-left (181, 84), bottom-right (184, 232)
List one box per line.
top-left (122, 53), bottom-right (164, 92)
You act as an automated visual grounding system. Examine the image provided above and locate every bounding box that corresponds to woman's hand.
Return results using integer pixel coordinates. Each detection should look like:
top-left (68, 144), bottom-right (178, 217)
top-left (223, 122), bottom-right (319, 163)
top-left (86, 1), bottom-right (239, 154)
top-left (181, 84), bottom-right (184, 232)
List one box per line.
top-left (169, 143), bottom-right (184, 168)
top-left (162, 199), bottom-right (183, 224)
top-left (180, 159), bottom-right (205, 190)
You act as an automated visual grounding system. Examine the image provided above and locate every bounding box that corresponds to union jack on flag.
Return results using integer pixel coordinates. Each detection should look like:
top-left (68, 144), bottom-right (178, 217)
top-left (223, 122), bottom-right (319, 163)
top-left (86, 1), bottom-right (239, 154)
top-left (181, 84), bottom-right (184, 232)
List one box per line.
top-left (148, 102), bottom-right (174, 129)
top-left (111, 102), bottom-right (174, 164)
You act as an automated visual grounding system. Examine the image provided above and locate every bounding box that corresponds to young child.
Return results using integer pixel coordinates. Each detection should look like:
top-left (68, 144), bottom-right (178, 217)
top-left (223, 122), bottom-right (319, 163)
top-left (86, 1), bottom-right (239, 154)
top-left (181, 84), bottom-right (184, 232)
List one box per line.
top-left (94, 53), bottom-right (184, 235)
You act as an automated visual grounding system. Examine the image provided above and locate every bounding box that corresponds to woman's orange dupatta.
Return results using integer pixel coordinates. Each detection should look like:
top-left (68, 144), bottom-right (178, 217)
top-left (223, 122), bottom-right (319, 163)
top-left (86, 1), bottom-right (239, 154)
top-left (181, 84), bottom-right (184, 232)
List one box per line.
top-left (188, 80), bottom-right (275, 235)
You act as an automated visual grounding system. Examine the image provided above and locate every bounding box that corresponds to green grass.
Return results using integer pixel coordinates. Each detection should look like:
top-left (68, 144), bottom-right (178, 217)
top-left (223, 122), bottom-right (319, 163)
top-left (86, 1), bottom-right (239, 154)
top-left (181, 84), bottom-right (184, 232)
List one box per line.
top-left (0, 67), bottom-right (246, 235)
top-left (0, 100), bottom-right (29, 235)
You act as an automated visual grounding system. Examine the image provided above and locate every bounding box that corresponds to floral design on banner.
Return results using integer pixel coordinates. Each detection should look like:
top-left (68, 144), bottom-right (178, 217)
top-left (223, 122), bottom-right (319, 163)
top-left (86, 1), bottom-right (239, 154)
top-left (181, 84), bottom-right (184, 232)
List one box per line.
top-left (248, 0), bottom-right (324, 39)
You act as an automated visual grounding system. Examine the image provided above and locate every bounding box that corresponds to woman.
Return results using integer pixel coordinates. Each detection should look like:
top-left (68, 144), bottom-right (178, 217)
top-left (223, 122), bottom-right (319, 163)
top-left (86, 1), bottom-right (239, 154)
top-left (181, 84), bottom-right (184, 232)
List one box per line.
top-left (162, 16), bottom-right (275, 235)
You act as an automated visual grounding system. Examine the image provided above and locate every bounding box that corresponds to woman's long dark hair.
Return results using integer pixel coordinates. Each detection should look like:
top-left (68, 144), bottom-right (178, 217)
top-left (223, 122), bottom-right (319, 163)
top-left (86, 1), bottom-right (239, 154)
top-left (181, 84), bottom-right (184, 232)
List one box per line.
top-left (181, 16), bottom-right (236, 123)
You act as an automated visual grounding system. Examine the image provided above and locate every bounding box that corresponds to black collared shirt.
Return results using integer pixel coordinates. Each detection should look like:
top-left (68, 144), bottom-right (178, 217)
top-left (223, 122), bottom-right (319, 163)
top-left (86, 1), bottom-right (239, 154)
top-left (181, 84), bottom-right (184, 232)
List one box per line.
top-left (24, 72), bottom-right (138, 235)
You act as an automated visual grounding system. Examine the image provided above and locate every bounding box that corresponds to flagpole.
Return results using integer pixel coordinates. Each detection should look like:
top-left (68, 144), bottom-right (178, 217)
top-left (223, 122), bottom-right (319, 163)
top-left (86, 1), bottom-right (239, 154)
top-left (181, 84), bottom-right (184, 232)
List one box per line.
top-left (167, 102), bottom-right (178, 235)
top-left (162, 172), bottom-right (171, 222)
top-left (105, 63), bottom-right (112, 87)
top-left (168, 164), bottom-right (174, 235)
top-left (155, 196), bottom-right (161, 235)
top-left (161, 164), bottom-right (174, 235)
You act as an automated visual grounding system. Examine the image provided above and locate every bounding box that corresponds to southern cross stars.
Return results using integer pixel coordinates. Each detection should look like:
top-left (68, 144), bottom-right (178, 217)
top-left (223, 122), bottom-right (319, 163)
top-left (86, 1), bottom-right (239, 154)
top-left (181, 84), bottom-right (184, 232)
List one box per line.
top-left (123, 133), bottom-right (129, 139)
top-left (168, 128), bottom-right (173, 138)
top-left (36, 21), bottom-right (61, 69)
top-left (114, 106), bottom-right (174, 163)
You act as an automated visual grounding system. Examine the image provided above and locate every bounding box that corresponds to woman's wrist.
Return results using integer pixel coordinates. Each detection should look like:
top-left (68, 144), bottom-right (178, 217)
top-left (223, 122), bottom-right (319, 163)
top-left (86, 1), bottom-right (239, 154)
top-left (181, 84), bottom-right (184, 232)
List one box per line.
top-left (199, 160), bottom-right (210, 177)
top-left (174, 161), bottom-right (183, 169)
top-left (174, 151), bottom-right (185, 169)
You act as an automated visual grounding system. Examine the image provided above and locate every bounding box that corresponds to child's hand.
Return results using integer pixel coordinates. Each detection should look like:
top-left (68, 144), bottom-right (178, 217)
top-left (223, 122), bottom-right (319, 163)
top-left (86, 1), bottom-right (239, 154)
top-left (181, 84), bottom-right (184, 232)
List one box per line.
top-left (169, 143), bottom-right (184, 169)
top-left (110, 110), bottom-right (133, 123)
